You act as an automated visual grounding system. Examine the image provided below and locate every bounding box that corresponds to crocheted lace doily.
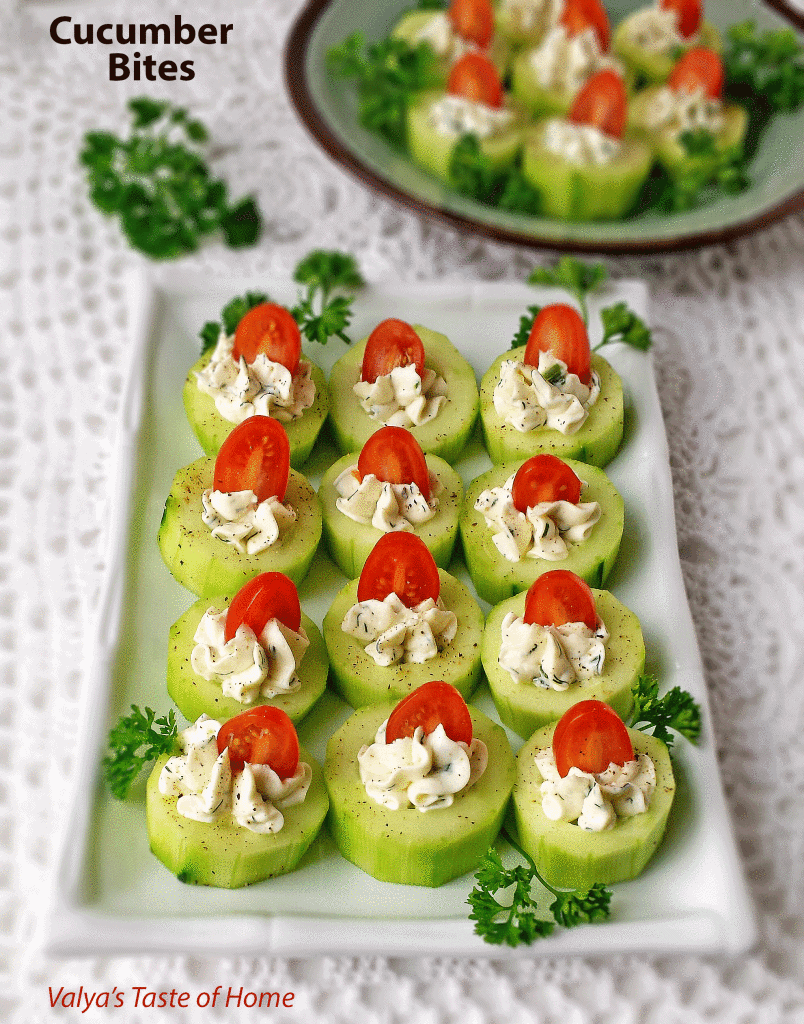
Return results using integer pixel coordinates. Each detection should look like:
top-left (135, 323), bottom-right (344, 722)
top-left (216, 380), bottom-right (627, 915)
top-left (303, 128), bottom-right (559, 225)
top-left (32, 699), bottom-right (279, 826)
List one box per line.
top-left (5, 1), bottom-right (804, 1021)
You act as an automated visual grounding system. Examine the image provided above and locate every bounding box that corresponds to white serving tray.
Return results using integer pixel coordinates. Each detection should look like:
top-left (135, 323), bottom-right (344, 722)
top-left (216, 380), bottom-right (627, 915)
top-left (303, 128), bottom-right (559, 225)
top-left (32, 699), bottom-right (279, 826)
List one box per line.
top-left (41, 272), bottom-right (757, 957)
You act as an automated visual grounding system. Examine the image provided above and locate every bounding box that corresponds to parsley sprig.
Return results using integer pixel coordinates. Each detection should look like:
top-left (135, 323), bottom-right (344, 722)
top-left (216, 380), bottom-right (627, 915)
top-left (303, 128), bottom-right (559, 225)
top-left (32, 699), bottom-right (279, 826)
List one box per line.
top-left (468, 836), bottom-right (612, 945)
top-left (449, 136), bottom-right (542, 216)
top-left (629, 673), bottom-right (702, 750)
top-left (291, 250), bottom-right (365, 346)
top-left (80, 98), bottom-right (261, 259)
top-left (724, 20), bottom-right (804, 113)
top-left (528, 257), bottom-right (608, 326)
top-left (596, 301), bottom-right (653, 352)
top-left (199, 292), bottom-right (270, 353)
top-left (103, 705), bottom-right (178, 799)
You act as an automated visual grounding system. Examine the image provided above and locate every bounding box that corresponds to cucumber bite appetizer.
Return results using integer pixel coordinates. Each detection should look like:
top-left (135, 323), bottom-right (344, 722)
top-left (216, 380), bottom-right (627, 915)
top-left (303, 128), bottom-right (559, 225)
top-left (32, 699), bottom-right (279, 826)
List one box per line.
top-left (613, 0), bottom-right (721, 87)
top-left (328, 318), bottom-right (479, 463)
top-left (167, 572), bottom-right (328, 725)
top-left (185, 300), bottom-right (329, 468)
top-left (512, 700), bottom-right (675, 887)
top-left (481, 570), bottom-right (645, 737)
top-left (522, 69), bottom-right (653, 221)
top-left (323, 532), bottom-right (484, 708)
top-left (480, 303), bottom-right (624, 466)
top-left (408, 51), bottom-right (526, 184)
top-left (460, 452), bottom-right (624, 605)
top-left (493, 0), bottom-right (563, 49)
top-left (147, 706), bottom-right (329, 888)
top-left (158, 416), bottom-right (322, 598)
top-left (320, 425), bottom-right (464, 578)
top-left (324, 681), bottom-right (516, 886)
top-left (628, 47), bottom-right (747, 184)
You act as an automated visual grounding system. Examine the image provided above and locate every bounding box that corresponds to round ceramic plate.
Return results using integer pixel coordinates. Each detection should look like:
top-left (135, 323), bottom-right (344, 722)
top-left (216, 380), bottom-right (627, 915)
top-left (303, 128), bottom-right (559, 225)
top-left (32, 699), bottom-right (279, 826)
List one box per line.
top-left (285, 0), bottom-right (804, 253)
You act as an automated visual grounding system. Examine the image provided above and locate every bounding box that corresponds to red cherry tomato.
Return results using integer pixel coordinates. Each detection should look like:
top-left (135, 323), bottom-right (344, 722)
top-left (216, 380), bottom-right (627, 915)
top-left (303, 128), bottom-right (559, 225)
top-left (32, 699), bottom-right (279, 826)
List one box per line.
top-left (568, 69), bottom-right (627, 139)
top-left (232, 303), bottom-right (302, 376)
top-left (659, 0), bottom-right (702, 39)
top-left (385, 680), bottom-right (473, 745)
top-left (224, 572), bottom-right (302, 643)
top-left (524, 303), bottom-right (592, 386)
top-left (213, 415), bottom-right (290, 503)
top-left (523, 569), bottom-right (597, 630)
top-left (447, 52), bottom-right (504, 108)
top-left (357, 425), bottom-right (431, 502)
top-left (560, 0), bottom-right (610, 51)
top-left (552, 699), bottom-right (634, 777)
top-left (357, 533), bottom-right (441, 608)
top-left (217, 705), bottom-right (300, 778)
top-left (667, 47), bottom-right (723, 99)
top-left (360, 319), bottom-right (426, 384)
top-left (511, 454), bottom-right (582, 512)
top-left (448, 0), bottom-right (494, 47)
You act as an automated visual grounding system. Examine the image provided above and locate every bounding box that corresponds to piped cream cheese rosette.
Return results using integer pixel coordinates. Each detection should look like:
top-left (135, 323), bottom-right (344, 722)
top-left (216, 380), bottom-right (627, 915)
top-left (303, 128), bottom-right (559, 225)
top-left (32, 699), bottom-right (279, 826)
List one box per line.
top-left (481, 569), bottom-right (645, 739)
top-left (460, 452), bottom-right (624, 605)
top-left (157, 416), bottom-right (322, 598)
top-left (319, 425), bottom-right (464, 578)
top-left (479, 303), bottom-right (623, 466)
top-left (146, 707), bottom-right (329, 888)
top-left (167, 572), bottom-right (329, 726)
top-left (183, 299), bottom-right (328, 468)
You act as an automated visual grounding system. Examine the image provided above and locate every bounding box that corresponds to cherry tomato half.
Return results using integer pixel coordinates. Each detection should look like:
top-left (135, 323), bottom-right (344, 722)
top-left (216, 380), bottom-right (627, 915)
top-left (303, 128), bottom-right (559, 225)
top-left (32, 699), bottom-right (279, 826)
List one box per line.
top-left (552, 699), bottom-right (634, 777)
top-left (360, 319), bottom-right (426, 384)
top-left (224, 571), bottom-right (302, 643)
top-left (213, 415), bottom-right (290, 503)
top-left (667, 47), bottom-right (723, 99)
top-left (560, 0), bottom-right (610, 51)
top-left (385, 680), bottom-right (473, 745)
top-left (448, 0), bottom-right (494, 48)
top-left (447, 51), bottom-right (504, 108)
top-left (523, 569), bottom-right (597, 629)
top-left (524, 303), bottom-right (592, 386)
top-left (357, 425), bottom-right (431, 502)
top-left (357, 532), bottom-right (441, 608)
top-left (511, 454), bottom-right (582, 512)
top-left (217, 705), bottom-right (300, 778)
top-left (232, 303), bottom-right (302, 375)
top-left (568, 69), bottom-right (627, 140)
top-left (659, 0), bottom-right (702, 39)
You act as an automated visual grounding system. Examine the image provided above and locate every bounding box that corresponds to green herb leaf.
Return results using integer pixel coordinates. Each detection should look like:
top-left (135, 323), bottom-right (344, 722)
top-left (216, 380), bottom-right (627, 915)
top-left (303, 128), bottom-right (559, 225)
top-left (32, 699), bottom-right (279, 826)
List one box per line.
top-left (724, 20), bottom-right (804, 113)
top-left (596, 301), bottom-right (652, 352)
top-left (80, 98), bottom-right (262, 259)
top-left (510, 304), bottom-right (542, 350)
top-left (291, 250), bottom-right (364, 346)
top-left (468, 836), bottom-right (612, 946)
top-left (103, 705), bottom-right (177, 800)
top-left (629, 674), bottom-right (702, 749)
top-left (527, 257), bottom-right (608, 324)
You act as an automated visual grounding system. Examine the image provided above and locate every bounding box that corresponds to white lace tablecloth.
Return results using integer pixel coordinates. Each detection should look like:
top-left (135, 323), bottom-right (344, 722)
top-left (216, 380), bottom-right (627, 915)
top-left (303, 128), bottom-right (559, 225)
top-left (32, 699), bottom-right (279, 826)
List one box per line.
top-left (5, 0), bottom-right (804, 1021)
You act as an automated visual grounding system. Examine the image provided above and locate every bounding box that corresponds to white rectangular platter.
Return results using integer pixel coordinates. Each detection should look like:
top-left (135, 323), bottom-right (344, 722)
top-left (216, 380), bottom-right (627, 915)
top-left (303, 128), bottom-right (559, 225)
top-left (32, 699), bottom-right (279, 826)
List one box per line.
top-left (41, 272), bottom-right (757, 957)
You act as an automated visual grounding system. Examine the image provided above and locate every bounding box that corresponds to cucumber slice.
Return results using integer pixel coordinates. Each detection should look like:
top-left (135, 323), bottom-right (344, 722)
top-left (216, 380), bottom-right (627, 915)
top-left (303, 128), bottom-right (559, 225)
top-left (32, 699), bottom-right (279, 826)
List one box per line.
top-left (612, 18), bottom-right (721, 87)
top-left (325, 703), bottom-right (515, 886)
top-left (520, 121), bottom-right (653, 221)
top-left (481, 587), bottom-right (645, 738)
top-left (628, 87), bottom-right (748, 181)
top-left (510, 49), bottom-right (579, 119)
top-left (407, 90), bottom-right (525, 183)
top-left (459, 457), bottom-right (624, 606)
top-left (146, 746), bottom-right (329, 888)
top-left (479, 348), bottom-right (624, 467)
top-left (328, 327), bottom-right (480, 463)
top-left (323, 568), bottom-right (484, 708)
top-left (157, 458), bottom-right (322, 598)
top-left (182, 353), bottom-right (329, 469)
top-left (319, 452), bottom-right (464, 579)
top-left (392, 11), bottom-right (511, 82)
top-left (512, 722), bottom-right (675, 887)
top-left (167, 600), bottom-right (328, 725)
top-left (493, 0), bottom-right (555, 49)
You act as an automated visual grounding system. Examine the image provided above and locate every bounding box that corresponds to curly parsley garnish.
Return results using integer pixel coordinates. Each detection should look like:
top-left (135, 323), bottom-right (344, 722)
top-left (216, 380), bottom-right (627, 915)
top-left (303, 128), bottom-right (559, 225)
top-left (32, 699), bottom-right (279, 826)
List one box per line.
top-left (629, 673), bottom-right (702, 750)
top-left (724, 20), bottom-right (804, 113)
top-left (596, 301), bottom-right (652, 352)
top-left (528, 257), bottom-right (608, 326)
top-left (468, 837), bottom-right (612, 946)
top-left (449, 136), bottom-right (542, 216)
top-left (80, 98), bottom-right (261, 259)
top-left (103, 705), bottom-right (178, 800)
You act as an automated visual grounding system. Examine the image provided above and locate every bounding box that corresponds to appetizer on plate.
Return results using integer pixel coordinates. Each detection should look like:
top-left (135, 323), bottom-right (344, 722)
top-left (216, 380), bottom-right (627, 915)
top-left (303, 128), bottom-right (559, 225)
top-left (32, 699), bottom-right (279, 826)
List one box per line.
top-left (324, 681), bottom-right (515, 886)
top-left (167, 572), bottom-right (329, 725)
top-left (323, 532), bottom-right (484, 708)
top-left (146, 707), bottom-right (329, 887)
top-left (158, 416), bottom-right (322, 597)
top-left (481, 570), bottom-right (645, 737)
top-left (613, 0), bottom-right (721, 86)
top-left (393, 0), bottom-right (511, 80)
top-left (328, 318), bottom-right (479, 463)
top-left (319, 425), bottom-right (464, 578)
top-left (460, 452), bottom-right (624, 605)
